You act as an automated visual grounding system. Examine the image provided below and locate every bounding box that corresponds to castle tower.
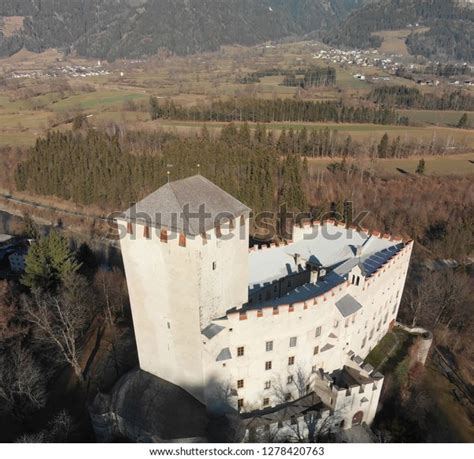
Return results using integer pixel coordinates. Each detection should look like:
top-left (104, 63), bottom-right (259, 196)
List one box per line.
top-left (116, 175), bottom-right (250, 403)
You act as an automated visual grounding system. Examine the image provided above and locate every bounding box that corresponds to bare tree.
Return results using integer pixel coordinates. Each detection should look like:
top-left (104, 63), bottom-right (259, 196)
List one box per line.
top-left (22, 273), bottom-right (93, 380)
top-left (0, 343), bottom-right (47, 418)
top-left (94, 268), bottom-right (129, 326)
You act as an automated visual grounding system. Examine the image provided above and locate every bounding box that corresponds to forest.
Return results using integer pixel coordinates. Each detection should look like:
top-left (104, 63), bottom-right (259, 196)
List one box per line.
top-left (0, 0), bottom-right (358, 59)
top-left (324, 0), bottom-right (474, 61)
top-left (368, 86), bottom-right (474, 111)
top-left (149, 97), bottom-right (404, 125)
top-left (14, 123), bottom-right (460, 212)
top-left (239, 66), bottom-right (337, 89)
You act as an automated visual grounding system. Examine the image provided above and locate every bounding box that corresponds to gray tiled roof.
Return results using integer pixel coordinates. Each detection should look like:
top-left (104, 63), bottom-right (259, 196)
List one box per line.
top-left (122, 175), bottom-right (250, 236)
top-left (216, 348), bottom-right (232, 361)
top-left (335, 294), bottom-right (363, 318)
top-left (321, 343), bottom-right (335, 353)
top-left (202, 323), bottom-right (225, 340)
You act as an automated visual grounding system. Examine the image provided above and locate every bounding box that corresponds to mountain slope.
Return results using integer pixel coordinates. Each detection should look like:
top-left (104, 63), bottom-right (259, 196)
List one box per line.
top-left (0, 0), bottom-right (361, 60)
top-left (322, 0), bottom-right (474, 61)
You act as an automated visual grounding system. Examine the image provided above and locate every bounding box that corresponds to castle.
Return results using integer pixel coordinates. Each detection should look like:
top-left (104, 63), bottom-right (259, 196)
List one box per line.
top-left (116, 175), bottom-right (413, 440)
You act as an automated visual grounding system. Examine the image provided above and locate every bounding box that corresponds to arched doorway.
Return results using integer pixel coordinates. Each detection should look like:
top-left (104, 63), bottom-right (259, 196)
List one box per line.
top-left (352, 411), bottom-right (363, 426)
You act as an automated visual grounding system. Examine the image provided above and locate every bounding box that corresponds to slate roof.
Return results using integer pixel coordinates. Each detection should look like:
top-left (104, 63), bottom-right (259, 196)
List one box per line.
top-left (122, 175), bottom-right (250, 236)
top-left (216, 348), bottom-right (232, 361)
top-left (335, 294), bottom-right (364, 318)
top-left (202, 323), bottom-right (225, 340)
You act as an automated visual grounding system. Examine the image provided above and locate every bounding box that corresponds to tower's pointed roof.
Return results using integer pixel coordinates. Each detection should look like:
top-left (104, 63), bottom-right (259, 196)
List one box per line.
top-left (122, 175), bottom-right (250, 236)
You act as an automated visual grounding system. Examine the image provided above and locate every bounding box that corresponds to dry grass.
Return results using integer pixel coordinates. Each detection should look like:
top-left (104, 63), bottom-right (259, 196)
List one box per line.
top-left (0, 16), bottom-right (24, 38)
top-left (372, 28), bottom-right (430, 57)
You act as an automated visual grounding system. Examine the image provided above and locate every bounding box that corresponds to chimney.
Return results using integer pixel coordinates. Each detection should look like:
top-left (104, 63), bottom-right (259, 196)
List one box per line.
top-left (294, 253), bottom-right (301, 266)
top-left (310, 269), bottom-right (319, 284)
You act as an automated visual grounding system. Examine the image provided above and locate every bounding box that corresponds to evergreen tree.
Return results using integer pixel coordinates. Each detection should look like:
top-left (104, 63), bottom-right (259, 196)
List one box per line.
top-left (416, 158), bottom-right (426, 175)
top-left (149, 96), bottom-right (161, 120)
top-left (378, 133), bottom-right (390, 158)
top-left (457, 113), bottom-right (469, 129)
top-left (22, 232), bottom-right (81, 292)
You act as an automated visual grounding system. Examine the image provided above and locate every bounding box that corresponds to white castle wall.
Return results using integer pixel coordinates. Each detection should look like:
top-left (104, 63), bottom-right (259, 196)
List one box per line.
top-left (202, 224), bottom-right (412, 415)
top-left (117, 216), bottom-right (249, 404)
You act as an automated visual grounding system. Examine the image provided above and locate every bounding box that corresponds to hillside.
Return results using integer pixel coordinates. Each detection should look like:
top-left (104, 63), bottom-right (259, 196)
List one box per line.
top-left (322, 0), bottom-right (474, 62)
top-left (0, 0), bottom-right (361, 60)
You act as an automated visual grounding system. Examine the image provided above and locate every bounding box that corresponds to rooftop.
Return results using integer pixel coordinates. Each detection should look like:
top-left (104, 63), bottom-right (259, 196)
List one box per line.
top-left (247, 223), bottom-right (404, 308)
top-left (249, 224), bottom-right (401, 288)
top-left (122, 175), bottom-right (250, 236)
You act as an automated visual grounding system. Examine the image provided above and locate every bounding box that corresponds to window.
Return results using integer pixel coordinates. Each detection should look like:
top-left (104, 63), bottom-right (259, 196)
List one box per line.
top-left (288, 356), bottom-right (295, 366)
top-left (277, 421), bottom-right (283, 428)
top-left (289, 337), bottom-right (297, 347)
top-left (240, 215), bottom-right (246, 227)
top-left (369, 328), bottom-right (374, 340)
top-left (160, 229), bottom-right (168, 243)
top-left (179, 233), bottom-right (186, 247)
top-left (290, 416), bottom-right (297, 424)
top-left (333, 319), bottom-right (339, 328)
top-left (315, 326), bottom-right (322, 338)
top-left (377, 320), bottom-right (381, 332)
top-left (265, 361), bottom-right (272, 370)
top-left (345, 318), bottom-right (350, 328)
top-left (312, 365), bottom-right (318, 373)
top-left (266, 341), bottom-right (273, 352)
top-left (352, 314), bottom-right (356, 324)
top-left (201, 232), bottom-right (208, 245)
top-left (237, 346), bottom-right (245, 357)
top-left (361, 336), bottom-right (367, 348)
top-left (314, 346), bottom-right (319, 355)
top-left (287, 375), bottom-right (293, 384)
top-left (383, 313), bottom-right (388, 324)
top-left (212, 261), bottom-right (217, 270)
top-left (143, 225), bottom-right (150, 239)
top-left (237, 379), bottom-right (244, 389)
top-left (356, 276), bottom-right (360, 286)
top-left (263, 398), bottom-right (270, 407)
top-left (264, 381), bottom-right (271, 390)
top-left (285, 393), bottom-right (292, 401)
top-left (215, 224), bottom-right (222, 238)
top-left (238, 399), bottom-right (244, 410)
top-left (287, 280), bottom-right (292, 288)
top-left (126, 222), bottom-right (134, 235)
